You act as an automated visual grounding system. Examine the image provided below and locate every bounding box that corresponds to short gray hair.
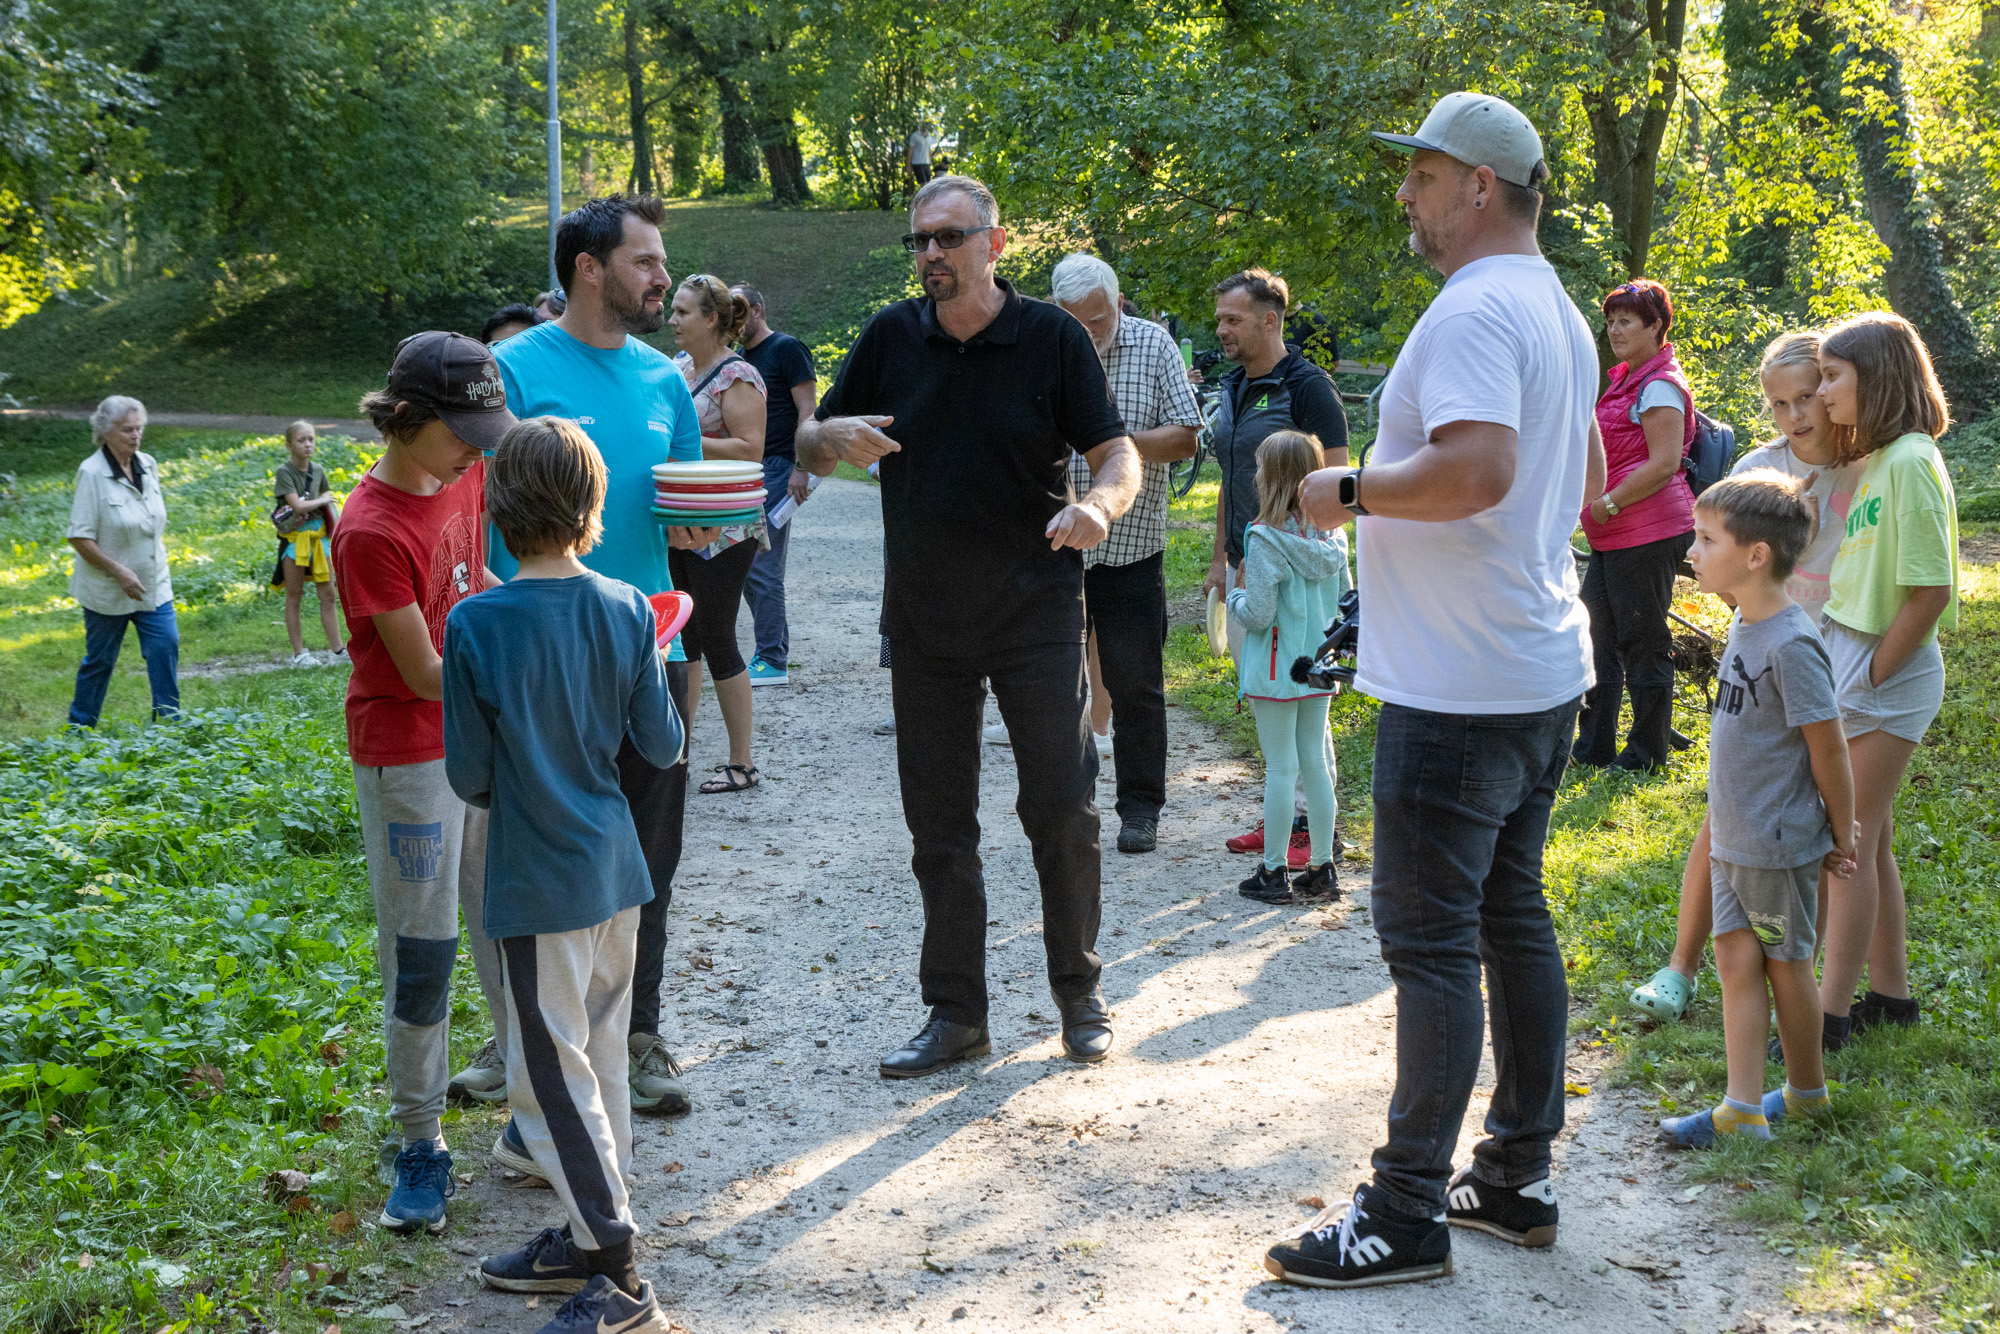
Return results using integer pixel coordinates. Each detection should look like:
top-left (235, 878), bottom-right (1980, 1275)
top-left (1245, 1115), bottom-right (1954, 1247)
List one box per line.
top-left (90, 395), bottom-right (147, 442)
top-left (910, 174), bottom-right (998, 229)
top-left (1050, 253), bottom-right (1119, 308)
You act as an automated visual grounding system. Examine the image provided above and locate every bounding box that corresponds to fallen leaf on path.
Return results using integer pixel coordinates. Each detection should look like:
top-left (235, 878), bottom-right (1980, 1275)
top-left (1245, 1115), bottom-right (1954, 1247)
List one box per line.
top-left (266, 1169), bottom-right (311, 1200)
top-left (319, 1041), bottom-right (346, 1064)
top-left (661, 1211), bottom-right (694, 1227)
top-left (446, 1298), bottom-right (472, 1307)
top-left (363, 1305), bottom-right (408, 1321)
top-left (1564, 1081), bottom-right (1591, 1096)
top-left (525, 1297), bottom-right (540, 1310)
top-left (329, 1210), bottom-right (357, 1235)
top-left (287, 1194), bottom-right (317, 1214)
top-left (1680, 1184), bottom-right (1706, 1201)
top-left (1605, 1253), bottom-right (1677, 1280)
top-left (1297, 1196), bottom-right (1325, 1210)
top-left (663, 1161), bottom-right (684, 1174)
top-left (691, 955), bottom-right (714, 970)
top-left (319, 1111), bottom-right (343, 1132)
top-left (184, 1063), bottom-right (225, 1097)
top-left (75, 1253), bottom-right (94, 1269)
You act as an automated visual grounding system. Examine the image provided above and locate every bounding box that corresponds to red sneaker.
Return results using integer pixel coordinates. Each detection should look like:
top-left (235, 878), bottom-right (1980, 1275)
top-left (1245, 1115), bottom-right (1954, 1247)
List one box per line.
top-left (1287, 828), bottom-right (1312, 870)
top-left (1226, 821), bottom-right (1266, 854)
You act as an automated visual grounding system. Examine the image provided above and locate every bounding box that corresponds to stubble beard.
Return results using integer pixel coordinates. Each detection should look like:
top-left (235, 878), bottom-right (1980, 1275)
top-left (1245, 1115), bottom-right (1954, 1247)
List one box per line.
top-left (607, 271), bottom-right (667, 334)
top-left (922, 263), bottom-right (960, 303)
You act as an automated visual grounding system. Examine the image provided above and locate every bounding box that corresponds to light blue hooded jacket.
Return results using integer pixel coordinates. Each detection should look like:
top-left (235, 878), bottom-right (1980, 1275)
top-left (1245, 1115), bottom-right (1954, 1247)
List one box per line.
top-left (1226, 516), bottom-right (1350, 701)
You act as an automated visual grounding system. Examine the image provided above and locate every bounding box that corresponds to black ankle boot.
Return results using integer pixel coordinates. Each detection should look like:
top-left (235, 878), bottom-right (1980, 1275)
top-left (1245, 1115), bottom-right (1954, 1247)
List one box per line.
top-left (1851, 990), bottom-right (1919, 1034)
top-left (1238, 863), bottom-right (1293, 904)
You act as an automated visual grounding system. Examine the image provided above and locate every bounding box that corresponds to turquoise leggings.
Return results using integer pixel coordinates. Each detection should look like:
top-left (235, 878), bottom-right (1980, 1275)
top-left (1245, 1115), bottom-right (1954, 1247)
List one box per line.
top-left (1249, 695), bottom-right (1338, 871)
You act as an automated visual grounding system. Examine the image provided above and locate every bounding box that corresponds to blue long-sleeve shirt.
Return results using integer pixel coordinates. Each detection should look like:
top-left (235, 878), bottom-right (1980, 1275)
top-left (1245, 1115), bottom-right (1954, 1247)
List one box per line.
top-left (442, 571), bottom-right (684, 938)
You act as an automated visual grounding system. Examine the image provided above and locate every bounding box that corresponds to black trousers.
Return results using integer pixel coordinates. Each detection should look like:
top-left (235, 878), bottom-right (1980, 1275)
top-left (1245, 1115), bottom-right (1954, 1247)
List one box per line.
top-left (626, 660), bottom-right (689, 1036)
top-left (890, 637), bottom-right (1103, 1025)
top-left (1084, 552), bottom-right (1168, 822)
top-left (1575, 530), bottom-right (1692, 770)
top-left (667, 541), bottom-right (758, 682)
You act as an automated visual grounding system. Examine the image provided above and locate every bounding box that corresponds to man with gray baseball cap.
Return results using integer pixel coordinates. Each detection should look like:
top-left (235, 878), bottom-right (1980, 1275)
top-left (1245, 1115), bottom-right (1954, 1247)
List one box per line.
top-left (1260, 92), bottom-right (1608, 1290)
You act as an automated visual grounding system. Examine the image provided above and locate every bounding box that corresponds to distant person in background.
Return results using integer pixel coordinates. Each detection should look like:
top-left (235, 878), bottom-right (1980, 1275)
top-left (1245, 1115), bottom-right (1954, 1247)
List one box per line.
top-left (732, 282), bottom-right (818, 688)
top-left (1049, 252), bottom-right (1202, 855)
top-left (65, 395), bottom-right (180, 727)
top-left (275, 420), bottom-right (347, 666)
top-left (907, 121), bottom-right (939, 186)
top-left (533, 290), bottom-right (567, 322)
top-left (481, 303), bottom-right (539, 345)
top-left (667, 274), bottom-right (768, 794)
top-left (1573, 277), bottom-right (1697, 775)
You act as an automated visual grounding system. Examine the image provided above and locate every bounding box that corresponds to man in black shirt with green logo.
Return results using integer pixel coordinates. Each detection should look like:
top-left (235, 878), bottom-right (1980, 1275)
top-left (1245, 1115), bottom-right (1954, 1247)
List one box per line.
top-left (797, 174), bottom-right (1139, 1079)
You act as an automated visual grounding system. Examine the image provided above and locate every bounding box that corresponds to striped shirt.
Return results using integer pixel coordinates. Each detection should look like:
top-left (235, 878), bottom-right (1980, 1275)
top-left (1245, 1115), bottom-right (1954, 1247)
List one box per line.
top-left (1068, 315), bottom-right (1204, 567)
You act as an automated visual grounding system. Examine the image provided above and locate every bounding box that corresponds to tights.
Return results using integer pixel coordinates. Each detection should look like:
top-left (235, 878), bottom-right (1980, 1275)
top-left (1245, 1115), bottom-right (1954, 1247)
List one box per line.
top-left (1250, 696), bottom-right (1337, 871)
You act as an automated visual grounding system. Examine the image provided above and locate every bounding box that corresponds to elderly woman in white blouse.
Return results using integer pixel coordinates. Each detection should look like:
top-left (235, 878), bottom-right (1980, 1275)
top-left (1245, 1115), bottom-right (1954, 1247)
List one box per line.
top-left (65, 395), bottom-right (180, 726)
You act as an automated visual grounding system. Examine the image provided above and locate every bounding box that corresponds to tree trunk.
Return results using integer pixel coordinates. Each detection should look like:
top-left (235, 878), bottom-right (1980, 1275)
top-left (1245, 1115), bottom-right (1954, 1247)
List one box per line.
top-left (757, 108), bottom-right (811, 206)
top-left (669, 85), bottom-right (705, 196)
top-left (623, 4), bottom-right (655, 196)
top-left (716, 75), bottom-right (762, 191)
top-left (1581, 0), bottom-right (1689, 276)
top-left (1832, 36), bottom-right (1995, 417)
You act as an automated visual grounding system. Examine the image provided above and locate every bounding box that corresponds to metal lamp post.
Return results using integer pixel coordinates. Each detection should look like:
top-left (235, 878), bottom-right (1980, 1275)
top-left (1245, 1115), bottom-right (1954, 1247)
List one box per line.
top-left (546, 0), bottom-right (562, 291)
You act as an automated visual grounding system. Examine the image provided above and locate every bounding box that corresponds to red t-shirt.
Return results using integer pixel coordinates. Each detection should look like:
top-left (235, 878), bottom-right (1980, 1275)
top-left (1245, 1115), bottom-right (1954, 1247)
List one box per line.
top-left (332, 465), bottom-right (487, 766)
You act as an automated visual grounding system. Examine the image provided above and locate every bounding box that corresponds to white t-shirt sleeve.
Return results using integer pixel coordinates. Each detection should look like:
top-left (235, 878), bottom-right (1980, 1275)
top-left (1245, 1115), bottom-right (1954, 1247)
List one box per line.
top-left (1417, 312), bottom-right (1522, 436)
top-left (1630, 378), bottom-right (1688, 424)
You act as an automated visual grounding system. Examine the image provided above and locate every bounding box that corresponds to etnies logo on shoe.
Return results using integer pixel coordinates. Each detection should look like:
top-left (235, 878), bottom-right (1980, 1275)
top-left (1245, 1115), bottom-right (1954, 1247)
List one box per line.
top-left (1350, 1233), bottom-right (1393, 1265)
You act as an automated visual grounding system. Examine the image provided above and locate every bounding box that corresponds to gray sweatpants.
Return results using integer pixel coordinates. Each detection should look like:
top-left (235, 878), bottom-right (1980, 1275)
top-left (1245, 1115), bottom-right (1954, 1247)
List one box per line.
top-left (500, 908), bottom-right (639, 1253)
top-left (353, 759), bottom-right (508, 1144)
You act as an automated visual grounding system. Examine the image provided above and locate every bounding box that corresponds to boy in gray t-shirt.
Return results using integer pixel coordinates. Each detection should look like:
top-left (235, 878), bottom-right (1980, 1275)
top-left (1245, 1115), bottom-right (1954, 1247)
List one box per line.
top-left (1661, 471), bottom-right (1856, 1151)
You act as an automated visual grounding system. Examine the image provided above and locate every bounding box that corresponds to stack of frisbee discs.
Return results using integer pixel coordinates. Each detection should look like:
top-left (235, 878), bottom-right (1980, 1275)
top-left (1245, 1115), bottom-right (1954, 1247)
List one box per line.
top-left (652, 460), bottom-right (765, 525)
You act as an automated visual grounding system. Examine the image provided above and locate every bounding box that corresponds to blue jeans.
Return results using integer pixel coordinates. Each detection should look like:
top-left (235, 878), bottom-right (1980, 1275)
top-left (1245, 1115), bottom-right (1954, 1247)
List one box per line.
top-left (743, 455), bottom-right (795, 669)
top-left (69, 602), bottom-right (181, 727)
top-left (1367, 696), bottom-right (1580, 1218)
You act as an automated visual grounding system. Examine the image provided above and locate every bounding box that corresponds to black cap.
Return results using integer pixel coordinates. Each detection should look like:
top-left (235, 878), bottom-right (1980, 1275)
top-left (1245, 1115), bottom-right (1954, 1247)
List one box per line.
top-left (387, 331), bottom-right (518, 453)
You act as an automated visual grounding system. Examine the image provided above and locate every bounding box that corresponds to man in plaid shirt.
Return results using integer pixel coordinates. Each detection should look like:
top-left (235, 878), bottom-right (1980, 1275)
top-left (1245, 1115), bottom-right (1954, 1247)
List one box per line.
top-left (1053, 254), bottom-right (1203, 854)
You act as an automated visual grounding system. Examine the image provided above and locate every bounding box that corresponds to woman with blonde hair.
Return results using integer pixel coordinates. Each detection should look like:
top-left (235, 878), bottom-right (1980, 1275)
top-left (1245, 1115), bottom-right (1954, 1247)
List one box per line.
top-left (1226, 430), bottom-right (1348, 906)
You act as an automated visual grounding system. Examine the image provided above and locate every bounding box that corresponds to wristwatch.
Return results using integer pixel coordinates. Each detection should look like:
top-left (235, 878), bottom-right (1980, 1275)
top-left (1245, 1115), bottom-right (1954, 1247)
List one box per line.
top-left (1339, 468), bottom-right (1369, 517)
top-left (1601, 496), bottom-right (1621, 518)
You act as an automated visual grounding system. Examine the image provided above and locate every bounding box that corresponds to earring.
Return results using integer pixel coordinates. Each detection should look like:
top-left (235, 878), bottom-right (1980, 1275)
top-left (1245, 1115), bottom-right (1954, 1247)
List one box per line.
top-left (1475, 200), bottom-right (1483, 208)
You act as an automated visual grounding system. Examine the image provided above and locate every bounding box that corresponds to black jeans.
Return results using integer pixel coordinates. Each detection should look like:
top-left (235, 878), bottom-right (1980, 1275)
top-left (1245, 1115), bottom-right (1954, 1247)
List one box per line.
top-left (1575, 530), bottom-right (1692, 770)
top-left (627, 660), bottom-right (689, 1037)
top-left (1084, 551), bottom-right (1168, 823)
top-left (890, 637), bottom-right (1103, 1025)
top-left (1368, 696), bottom-right (1579, 1219)
top-left (667, 540), bottom-right (759, 682)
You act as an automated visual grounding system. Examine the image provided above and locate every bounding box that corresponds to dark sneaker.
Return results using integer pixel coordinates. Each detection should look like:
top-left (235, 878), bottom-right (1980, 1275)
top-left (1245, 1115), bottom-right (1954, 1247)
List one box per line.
top-left (1116, 816), bottom-right (1158, 854)
top-left (532, 1274), bottom-right (672, 1334)
top-left (492, 1118), bottom-right (543, 1178)
top-left (380, 1140), bottom-right (456, 1234)
top-left (1238, 863), bottom-right (1293, 904)
top-left (480, 1226), bottom-right (591, 1294)
top-left (1263, 1185), bottom-right (1452, 1288)
top-left (1296, 860), bottom-right (1341, 901)
top-left (1444, 1167), bottom-right (1557, 1248)
top-left (1769, 1010), bottom-right (1852, 1063)
top-left (1850, 990), bottom-right (1919, 1035)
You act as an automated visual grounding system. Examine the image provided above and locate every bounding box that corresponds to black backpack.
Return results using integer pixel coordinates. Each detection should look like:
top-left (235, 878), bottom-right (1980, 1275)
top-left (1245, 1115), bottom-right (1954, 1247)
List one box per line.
top-left (1683, 409), bottom-right (1735, 498)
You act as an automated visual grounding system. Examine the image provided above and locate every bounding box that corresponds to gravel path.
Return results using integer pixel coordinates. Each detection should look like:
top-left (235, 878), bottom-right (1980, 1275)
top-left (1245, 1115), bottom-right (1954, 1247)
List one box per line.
top-left (414, 477), bottom-right (1823, 1334)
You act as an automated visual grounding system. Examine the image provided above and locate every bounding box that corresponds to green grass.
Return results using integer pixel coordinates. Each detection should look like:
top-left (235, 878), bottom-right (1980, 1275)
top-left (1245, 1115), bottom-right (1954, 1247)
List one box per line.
top-left (1161, 462), bottom-right (2000, 1325)
top-left (0, 195), bottom-right (910, 418)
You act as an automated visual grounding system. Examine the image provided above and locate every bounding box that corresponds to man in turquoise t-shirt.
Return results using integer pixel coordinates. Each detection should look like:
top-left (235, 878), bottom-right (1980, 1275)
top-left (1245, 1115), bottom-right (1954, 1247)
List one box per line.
top-left (478, 195), bottom-right (706, 1123)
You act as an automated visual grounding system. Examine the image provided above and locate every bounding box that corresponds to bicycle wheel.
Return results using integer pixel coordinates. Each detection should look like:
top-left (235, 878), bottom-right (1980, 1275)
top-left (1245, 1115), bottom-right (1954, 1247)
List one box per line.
top-left (1170, 443), bottom-right (1207, 499)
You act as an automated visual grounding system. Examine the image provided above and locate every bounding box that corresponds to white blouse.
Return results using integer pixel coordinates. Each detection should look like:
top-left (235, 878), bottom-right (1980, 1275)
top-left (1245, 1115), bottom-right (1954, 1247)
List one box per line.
top-left (67, 448), bottom-right (173, 614)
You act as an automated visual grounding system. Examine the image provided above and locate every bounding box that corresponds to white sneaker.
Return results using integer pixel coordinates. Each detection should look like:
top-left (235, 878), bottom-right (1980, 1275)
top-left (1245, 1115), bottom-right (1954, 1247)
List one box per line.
top-left (289, 651), bottom-right (318, 668)
top-left (1094, 730), bottom-right (1113, 758)
top-left (983, 721), bottom-right (1011, 746)
top-left (448, 1037), bottom-right (508, 1104)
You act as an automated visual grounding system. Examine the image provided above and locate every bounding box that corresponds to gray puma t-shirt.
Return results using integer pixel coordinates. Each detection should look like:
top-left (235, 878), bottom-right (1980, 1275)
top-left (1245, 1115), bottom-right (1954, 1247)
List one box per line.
top-left (1708, 602), bottom-right (1841, 869)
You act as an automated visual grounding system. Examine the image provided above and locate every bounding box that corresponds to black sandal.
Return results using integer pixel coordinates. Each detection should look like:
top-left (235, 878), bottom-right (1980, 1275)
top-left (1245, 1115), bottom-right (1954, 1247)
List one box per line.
top-left (699, 763), bottom-right (761, 794)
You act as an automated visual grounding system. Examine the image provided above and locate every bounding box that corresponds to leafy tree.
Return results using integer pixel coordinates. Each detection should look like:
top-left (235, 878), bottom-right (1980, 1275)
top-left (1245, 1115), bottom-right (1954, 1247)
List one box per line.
top-left (801, 0), bottom-right (942, 209)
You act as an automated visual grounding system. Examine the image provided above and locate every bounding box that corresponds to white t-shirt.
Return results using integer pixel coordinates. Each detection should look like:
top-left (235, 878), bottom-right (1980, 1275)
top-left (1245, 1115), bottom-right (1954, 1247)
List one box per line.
top-left (1728, 439), bottom-right (1864, 623)
top-left (908, 130), bottom-right (936, 165)
top-left (1354, 253), bottom-right (1598, 713)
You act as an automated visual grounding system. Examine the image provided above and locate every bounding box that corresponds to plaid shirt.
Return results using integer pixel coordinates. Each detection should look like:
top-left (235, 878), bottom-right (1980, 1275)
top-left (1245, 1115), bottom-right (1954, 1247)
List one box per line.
top-left (1069, 315), bottom-right (1204, 567)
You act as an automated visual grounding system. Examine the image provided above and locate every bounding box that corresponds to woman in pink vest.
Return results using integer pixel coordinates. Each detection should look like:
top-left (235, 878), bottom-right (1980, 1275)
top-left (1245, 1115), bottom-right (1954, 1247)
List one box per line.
top-left (1574, 278), bottom-right (1699, 773)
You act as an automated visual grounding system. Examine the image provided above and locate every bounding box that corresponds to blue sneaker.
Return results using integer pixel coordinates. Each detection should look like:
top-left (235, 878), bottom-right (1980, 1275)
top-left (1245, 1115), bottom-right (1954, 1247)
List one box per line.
top-left (479, 1225), bottom-right (591, 1294)
top-left (1762, 1087), bottom-right (1788, 1127)
top-left (747, 657), bottom-right (788, 687)
top-left (380, 1139), bottom-right (456, 1233)
top-left (492, 1118), bottom-right (543, 1178)
top-left (533, 1274), bottom-right (672, 1334)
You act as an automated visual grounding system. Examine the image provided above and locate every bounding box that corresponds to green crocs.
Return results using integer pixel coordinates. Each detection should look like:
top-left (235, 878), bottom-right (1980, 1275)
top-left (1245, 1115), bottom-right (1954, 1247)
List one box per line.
top-left (1629, 966), bottom-right (1695, 1021)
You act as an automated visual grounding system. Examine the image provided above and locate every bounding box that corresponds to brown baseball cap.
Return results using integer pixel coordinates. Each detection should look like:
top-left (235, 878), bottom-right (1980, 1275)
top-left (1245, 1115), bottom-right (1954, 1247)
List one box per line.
top-left (387, 331), bottom-right (518, 452)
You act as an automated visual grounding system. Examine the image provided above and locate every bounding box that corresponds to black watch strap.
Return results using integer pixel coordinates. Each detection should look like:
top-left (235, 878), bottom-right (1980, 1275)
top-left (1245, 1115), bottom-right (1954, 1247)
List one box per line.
top-left (1341, 468), bottom-right (1370, 517)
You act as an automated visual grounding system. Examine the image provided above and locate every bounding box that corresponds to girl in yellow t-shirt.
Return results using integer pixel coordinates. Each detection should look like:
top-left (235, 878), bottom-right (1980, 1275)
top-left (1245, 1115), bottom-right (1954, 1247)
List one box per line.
top-left (1812, 311), bottom-right (1957, 1051)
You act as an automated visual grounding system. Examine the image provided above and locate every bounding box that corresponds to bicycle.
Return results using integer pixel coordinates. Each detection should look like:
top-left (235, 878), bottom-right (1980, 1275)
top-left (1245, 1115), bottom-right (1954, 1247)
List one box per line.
top-left (1168, 387), bottom-right (1223, 500)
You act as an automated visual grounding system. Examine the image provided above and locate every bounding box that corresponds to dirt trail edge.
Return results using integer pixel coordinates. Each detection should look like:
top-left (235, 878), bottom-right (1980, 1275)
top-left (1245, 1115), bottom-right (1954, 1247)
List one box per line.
top-left (414, 478), bottom-right (1822, 1334)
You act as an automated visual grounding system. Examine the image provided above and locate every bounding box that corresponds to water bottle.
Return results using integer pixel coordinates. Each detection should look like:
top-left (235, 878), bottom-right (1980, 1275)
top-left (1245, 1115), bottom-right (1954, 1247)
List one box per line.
top-left (1179, 337), bottom-right (1194, 368)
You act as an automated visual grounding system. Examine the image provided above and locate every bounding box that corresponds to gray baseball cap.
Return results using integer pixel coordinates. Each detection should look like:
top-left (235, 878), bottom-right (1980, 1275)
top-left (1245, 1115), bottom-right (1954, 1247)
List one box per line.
top-left (1372, 92), bottom-right (1547, 189)
top-left (387, 331), bottom-right (518, 453)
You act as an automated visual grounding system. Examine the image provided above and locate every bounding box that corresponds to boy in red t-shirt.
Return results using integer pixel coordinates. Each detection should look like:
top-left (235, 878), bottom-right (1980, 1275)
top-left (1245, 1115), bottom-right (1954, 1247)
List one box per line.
top-left (333, 331), bottom-right (518, 1234)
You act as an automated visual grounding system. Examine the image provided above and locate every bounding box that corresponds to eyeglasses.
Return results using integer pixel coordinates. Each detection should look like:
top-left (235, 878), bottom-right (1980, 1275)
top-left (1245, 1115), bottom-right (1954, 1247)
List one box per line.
top-left (901, 226), bottom-right (992, 254)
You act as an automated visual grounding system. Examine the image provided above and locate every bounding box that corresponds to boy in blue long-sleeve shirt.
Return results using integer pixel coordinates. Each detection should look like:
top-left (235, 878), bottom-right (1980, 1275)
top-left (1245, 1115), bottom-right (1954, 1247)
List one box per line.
top-left (443, 416), bottom-right (682, 1334)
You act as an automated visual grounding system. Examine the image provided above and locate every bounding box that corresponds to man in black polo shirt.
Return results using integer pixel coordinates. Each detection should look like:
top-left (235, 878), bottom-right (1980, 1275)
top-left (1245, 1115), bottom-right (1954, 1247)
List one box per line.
top-left (797, 174), bottom-right (1139, 1078)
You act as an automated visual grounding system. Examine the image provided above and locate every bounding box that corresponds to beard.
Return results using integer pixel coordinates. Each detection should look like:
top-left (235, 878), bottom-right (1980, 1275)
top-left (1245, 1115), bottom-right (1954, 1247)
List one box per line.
top-left (605, 269), bottom-right (667, 334)
top-left (1405, 209), bottom-right (1458, 265)
top-left (921, 261), bottom-right (961, 302)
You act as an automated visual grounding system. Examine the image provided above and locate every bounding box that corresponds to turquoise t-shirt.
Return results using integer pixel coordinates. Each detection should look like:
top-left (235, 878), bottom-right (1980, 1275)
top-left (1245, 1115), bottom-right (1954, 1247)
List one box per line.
top-left (490, 321), bottom-right (702, 658)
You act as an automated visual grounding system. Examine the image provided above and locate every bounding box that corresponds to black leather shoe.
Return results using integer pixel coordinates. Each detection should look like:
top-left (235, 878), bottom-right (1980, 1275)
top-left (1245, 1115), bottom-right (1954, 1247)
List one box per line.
top-left (1058, 999), bottom-right (1113, 1063)
top-left (1116, 816), bottom-right (1158, 854)
top-left (878, 1018), bottom-right (990, 1079)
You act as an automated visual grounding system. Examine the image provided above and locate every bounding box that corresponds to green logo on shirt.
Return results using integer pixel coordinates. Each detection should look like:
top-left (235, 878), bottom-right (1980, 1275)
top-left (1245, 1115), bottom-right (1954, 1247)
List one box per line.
top-left (1846, 494), bottom-right (1882, 538)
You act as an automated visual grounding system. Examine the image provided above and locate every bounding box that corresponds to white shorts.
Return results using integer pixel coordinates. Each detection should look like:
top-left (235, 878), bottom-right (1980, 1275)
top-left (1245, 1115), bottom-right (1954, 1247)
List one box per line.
top-left (1822, 618), bottom-right (1944, 744)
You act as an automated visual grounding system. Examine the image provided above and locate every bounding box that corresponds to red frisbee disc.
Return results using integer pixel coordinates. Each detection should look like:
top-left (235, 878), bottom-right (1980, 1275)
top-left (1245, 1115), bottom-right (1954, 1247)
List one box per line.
top-left (652, 479), bottom-right (766, 495)
top-left (650, 590), bottom-right (693, 648)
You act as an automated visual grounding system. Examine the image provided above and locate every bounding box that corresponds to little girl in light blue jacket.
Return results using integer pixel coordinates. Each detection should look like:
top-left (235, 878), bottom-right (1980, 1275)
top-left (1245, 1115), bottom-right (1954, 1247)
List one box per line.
top-left (1227, 429), bottom-right (1349, 904)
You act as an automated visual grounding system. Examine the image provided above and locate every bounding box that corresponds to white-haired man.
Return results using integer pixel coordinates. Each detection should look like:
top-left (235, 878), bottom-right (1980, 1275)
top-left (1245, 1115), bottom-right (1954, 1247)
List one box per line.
top-left (1260, 92), bottom-right (1606, 1289)
top-left (1049, 252), bottom-right (1202, 854)
top-left (797, 175), bottom-right (1140, 1077)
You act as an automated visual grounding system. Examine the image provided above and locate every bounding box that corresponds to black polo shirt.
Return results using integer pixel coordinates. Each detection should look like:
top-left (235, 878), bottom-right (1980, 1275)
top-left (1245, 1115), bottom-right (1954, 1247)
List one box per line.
top-left (817, 278), bottom-right (1126, 656)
